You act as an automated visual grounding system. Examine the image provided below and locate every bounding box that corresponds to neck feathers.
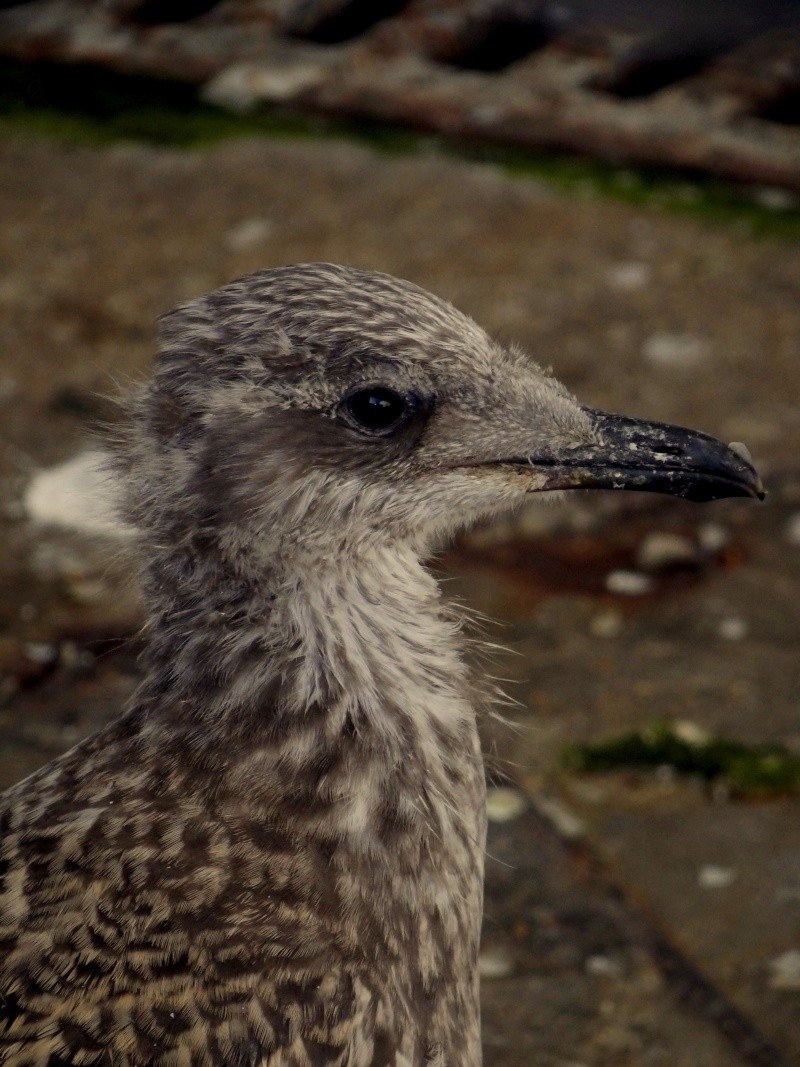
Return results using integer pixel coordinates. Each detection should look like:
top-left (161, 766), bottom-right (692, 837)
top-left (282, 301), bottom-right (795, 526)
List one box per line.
top-left (136, 541), bottom-right (476, 765)
top-left (125, 483), bottom-right (487, 1060)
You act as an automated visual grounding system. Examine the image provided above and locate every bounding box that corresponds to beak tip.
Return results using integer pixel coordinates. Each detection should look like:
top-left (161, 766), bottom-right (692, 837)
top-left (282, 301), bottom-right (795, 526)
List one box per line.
top-left (538, 408), bottom-right (768, 505)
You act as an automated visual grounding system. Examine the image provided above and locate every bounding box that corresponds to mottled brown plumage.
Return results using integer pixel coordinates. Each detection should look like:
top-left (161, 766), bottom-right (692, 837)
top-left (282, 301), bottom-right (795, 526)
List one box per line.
top-left (0, 264), bottom-right (761, 1067)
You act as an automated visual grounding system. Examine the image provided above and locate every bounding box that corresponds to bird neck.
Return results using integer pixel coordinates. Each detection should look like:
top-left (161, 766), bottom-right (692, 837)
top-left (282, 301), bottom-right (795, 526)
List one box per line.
top-left (136, 540), bottom-right (479, 780)
top-left (134, 539), bottom-right (487, 1055)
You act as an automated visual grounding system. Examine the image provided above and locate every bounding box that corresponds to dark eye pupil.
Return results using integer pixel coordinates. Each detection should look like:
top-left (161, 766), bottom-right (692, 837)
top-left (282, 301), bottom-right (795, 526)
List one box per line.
top-left (346, 387), bottom-right (408, 432)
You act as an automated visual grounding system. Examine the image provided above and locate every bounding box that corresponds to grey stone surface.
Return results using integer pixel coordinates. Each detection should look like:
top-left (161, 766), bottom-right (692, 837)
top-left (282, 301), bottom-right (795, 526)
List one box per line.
top-left (1, 130), bottom-right (798, 1064)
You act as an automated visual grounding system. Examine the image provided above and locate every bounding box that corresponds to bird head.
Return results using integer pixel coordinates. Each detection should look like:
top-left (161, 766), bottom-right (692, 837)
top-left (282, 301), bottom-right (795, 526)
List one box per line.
top-left (126, 263), bottom-right (762, 571)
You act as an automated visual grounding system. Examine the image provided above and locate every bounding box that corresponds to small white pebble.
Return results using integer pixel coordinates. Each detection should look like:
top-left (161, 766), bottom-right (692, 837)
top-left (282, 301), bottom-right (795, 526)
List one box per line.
top-left (514, 502), bottom-right (568, 538)
top-left (471, 104), bottom-right (502, 126)
top-left (605, 570), bottom-right (655, 596)
top-left (478, 949), bottom-right (514, 980)
top-left (673, 720), bottom-right (713, 746)
top-left (717, 617), bottom-right (748, 642)
top-left (698, 865), bottom-right (737, 889)
top-left (24, 642), bottom-right (58, 665)
top-left (589, 609), bottom-right (623, 638)
top-left (784, 513), bottom-right (800, 547)
top-left (67, 577), bottom-right (109, 605)
top-left (485, 787), bottom-right (526, 823)
top-left (698, 522), bottom-right (730, 554)
top-left (203, 61), bottom-right (321, 110)
top-left (533, 795), bottom-right (586, 840)
top-left (635, 532), bottom-right (697, 573)
top-left (59, 641), bottom-right (94, 672)
top-left (223, 217), bottom-right (274, 251)
top-left (586, 954), bottom-right (624, 978)
top-left (768, 949), bottom-right (800, 989)
top-left (642, 332), bottom-right (710, 369)
top-left (752, 187), bottom-right (799, 211)
top-left (606, 262), bottom-right (651, 292)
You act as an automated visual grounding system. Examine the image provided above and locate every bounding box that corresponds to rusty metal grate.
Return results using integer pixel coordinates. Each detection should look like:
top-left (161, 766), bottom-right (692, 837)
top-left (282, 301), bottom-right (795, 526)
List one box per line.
top-left (1, 0), bottom-right (799, 190)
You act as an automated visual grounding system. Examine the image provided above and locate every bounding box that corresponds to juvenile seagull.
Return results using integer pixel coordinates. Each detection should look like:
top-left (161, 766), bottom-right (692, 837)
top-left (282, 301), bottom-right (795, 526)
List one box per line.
top-left (0, 264), bottom-right (762, 1067)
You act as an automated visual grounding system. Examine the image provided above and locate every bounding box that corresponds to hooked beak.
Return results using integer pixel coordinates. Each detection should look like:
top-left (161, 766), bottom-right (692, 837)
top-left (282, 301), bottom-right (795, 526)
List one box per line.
top-left (528, 408), bottom-right (765, 502)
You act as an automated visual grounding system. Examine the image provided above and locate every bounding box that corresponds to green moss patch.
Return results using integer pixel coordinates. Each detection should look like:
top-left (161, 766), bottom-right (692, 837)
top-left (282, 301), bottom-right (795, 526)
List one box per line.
top-left (0, 58), bottom-right (323, 146)
top-left (563, 721), bottom-right (800, 797)
top-left (1, 58), bottom-right (800, 239)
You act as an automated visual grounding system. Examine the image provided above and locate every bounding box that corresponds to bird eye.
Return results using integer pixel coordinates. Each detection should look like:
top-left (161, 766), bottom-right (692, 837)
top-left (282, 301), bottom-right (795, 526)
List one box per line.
top-left (342, 386), bottom-right (415, 436)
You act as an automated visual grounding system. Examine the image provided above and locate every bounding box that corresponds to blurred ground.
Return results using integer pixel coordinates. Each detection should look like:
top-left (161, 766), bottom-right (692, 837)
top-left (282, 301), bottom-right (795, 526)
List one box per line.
top-left (1, 128), bottom-right (799, 1065)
